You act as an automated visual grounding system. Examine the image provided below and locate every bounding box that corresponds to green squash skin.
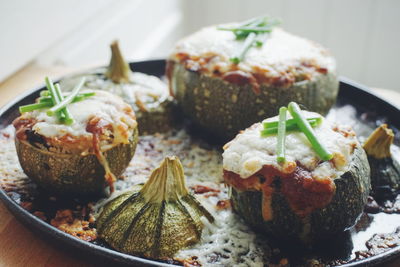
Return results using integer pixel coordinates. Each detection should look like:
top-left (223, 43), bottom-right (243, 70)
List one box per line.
top-left (135, 100), bottom-right (181, 135)
top-left (15, 127), bottom-right (138, 195)
top-left (96, 190), bottom-right (212, 259)
top-left (170, 62), bottom-right (339, 140)
top-left (368, 157), bottom-right (400, 192)
top-left (230, 146), bottom-right (371, 244)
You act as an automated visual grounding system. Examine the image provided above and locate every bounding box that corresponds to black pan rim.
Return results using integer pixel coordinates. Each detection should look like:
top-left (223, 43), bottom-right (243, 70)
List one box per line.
top-left (0, 59), bottom-right (399, 267)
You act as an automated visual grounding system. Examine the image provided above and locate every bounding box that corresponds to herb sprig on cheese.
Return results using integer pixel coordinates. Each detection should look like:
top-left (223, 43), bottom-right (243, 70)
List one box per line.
top-left (217, 16), bottom-right (281, 63)
top-left (261, 102), bottom-right (332, 163)
top-left (19, 77), bottom-right (94, 125)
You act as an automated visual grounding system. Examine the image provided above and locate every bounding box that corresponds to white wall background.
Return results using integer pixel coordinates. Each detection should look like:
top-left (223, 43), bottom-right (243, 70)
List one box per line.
top-left (0, 0), bottom-right (183, 76)
top-left (1, 0), bottom-right (399, 91)
top-left (182, 0), bottom-right (400, 91)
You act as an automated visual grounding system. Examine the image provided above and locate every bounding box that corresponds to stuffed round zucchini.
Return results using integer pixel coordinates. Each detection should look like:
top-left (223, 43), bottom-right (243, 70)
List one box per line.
top-left (222, 106), bottom-right (370, 243)
top-left (62, 41), bottom-right (177, 135)
top-left (13, 83), bottom-right (138, 195)
top-left (168, 17), bottom-right (338, 140)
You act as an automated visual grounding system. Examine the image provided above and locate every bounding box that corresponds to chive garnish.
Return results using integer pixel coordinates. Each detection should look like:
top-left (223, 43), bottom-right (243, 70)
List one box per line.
top-left (40, 90), bottom-right (50, 97)
top-left (20, 92), bottom-right (94, 113)
top-left (218, 26), bottom-right (275, 34)
top-left (218, 16), bottom-right (280, 63)
top-left (20, 78), bottom-right (94, 124)
top-left (71, 92), bottom-right (95, 102)
top-left (277, 107), bottom-right (287, 163)
top-left (47, 77), bottom-right (85, 117)
top-left (288, 102), bottom-right (333, 161)
top-left (230, 32), bottom-right (257, 64)
top-left (45, 77), bottom-right (66, 121)
top-left (261, 118), bottom-right (322, 136)
top-left (38, 97), bottom-right (52, 103)
top-left (264, 117), bottom-right (322, 130)
top-left (19, 102), bottom-right (52, 113)
top-left (75, 92), bottom-right (95, 98)
top-left (39, 92), bottom-right (95, 104)
top-left (54, 83), bottom-right (74, 125)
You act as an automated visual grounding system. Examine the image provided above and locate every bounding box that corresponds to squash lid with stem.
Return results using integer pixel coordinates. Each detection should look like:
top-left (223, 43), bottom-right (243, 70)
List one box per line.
top-left (105, 40), bottom-right (132, 83)
top-left (96, 156), bottom-right (214, 259)
top-left (363, 124), bottom-right (400, 195)
top-left (363, 124), bottom-right (394, 159)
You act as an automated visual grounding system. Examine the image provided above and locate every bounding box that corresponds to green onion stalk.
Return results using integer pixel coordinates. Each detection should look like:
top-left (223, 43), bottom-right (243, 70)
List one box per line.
top-left (47, 77), bottom-right (85, 117)
top-left (276, 107), bottom-right (287, 163)
top-left (45, 77), bottom-right (66, 121)
top-left (288, 102), bottom-right (333, 161)
top-left (261, 117), bottom-right (322, 136)
top-left (217, 16), bottom-right (281, 64)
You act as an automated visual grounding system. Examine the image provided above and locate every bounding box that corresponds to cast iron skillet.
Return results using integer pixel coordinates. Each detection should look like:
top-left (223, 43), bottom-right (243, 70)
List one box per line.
top-left (0, 59), bottom-right (399, 266)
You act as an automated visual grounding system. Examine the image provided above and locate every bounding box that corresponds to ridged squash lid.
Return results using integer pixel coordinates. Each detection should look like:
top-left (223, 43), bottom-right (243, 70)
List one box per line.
top-left (96, 156), bottom-right (214, 259)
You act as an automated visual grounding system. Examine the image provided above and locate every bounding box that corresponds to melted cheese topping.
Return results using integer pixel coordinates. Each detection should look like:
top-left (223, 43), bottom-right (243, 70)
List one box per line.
top-left (176, 192), bottom-right (267, 266)
top-left (61, 71), bottom-right (168, 111)
top-left (223, 111), bottom-right (358, 180)
top-left (121, 72), bottom-right (169, 109)
top-left (24, 90), bottom-right (136, 143)
top-left (170, 26), bottom-right (335, 76)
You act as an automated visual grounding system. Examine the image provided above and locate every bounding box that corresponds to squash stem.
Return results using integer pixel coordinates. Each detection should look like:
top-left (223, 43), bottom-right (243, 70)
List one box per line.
top-left (105, 40), bottom-right (132, 83)
top-left (140, 156), bottom-right (189, 203)
top-left (363, 124), bottom-right (393, 159)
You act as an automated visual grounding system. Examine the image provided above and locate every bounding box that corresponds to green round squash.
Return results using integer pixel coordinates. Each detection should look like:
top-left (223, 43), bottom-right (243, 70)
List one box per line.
top-left (228, 146), bottom-right (370, 244)
top-left (169, 62), bottom-right (338, 140)
top-left (168, 24), bottom-right (339, 141)
top-left (15, 128), bottom-right (138, 195)
top-left (61, 41), bottom-right (178, 135)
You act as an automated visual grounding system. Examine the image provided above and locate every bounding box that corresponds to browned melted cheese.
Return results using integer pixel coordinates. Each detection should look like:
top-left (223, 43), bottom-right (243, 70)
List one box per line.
top-left (169, 27), bottom-right (336, 92)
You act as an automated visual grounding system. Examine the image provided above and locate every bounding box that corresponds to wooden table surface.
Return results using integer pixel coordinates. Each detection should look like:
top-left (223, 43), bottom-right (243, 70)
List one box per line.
top-left (1, 64), bottom-right (400, 267)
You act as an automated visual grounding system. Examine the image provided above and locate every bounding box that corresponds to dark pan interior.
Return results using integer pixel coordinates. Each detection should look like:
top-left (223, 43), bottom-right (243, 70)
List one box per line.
top-left (0, 59), bottom-right (399, 266)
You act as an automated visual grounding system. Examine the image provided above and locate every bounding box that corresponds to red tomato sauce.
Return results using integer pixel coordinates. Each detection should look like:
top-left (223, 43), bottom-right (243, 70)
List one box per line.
top-left (224, 164), bottom-right (336, 220)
